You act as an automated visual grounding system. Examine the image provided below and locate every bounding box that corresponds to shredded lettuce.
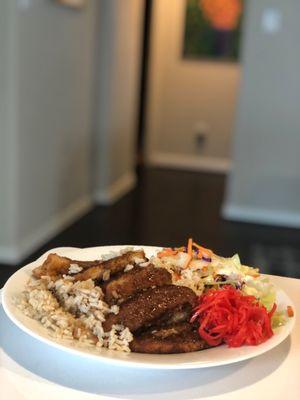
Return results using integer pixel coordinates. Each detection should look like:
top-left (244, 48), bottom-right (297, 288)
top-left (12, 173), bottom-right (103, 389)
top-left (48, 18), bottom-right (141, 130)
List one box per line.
top-left (156, 246), bottom-right (280, 319)
top-left (242, 277), bottom-right (276, 311)
top-left (209, 253), bottom-right (276, 311)
top-left (271, 311), bottom-right (288, 328)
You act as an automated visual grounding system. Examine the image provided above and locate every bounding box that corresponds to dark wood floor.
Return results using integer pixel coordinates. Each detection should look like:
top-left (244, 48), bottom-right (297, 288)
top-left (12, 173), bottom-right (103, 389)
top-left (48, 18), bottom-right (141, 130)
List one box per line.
top-left (1, 167), bottom-right (300, 287)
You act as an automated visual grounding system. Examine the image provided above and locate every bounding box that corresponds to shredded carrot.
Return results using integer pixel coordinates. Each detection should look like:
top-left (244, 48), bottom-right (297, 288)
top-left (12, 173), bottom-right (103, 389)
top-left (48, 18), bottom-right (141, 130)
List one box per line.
top-left (287, 306), bottom-right (294, 317)
top-left (187, 238), bottom-right (193, 256)
top-left (183, 254), bottom-right (192, 269)
top-left (157, 248), bottom-right (178, 258)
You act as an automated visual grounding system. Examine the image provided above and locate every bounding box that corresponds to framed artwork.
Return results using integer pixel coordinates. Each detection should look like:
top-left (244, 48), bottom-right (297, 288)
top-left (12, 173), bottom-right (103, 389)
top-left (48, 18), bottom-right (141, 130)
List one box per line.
top-left (183, 0), bottom-right (244, 61)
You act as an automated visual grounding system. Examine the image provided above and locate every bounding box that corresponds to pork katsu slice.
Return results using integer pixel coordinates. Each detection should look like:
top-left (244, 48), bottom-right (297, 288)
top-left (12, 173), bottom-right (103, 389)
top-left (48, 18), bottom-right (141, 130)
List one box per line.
top-left (33, 254), bottom-right (69, 278)
top-left (73, 259), bottom-right (103, 268)
top-left (151, 303), bottom-right (193, 327)
top-left (33, 249), bottom-right (146, 281)
top-left (104, 264), bottom-right (172, 305)
top-left (130, 322), bottom-right (210, 354)
top-left (32, 253), bottom-right (102, 279)
top-left (73, 250), bottom-right (146, 282)
top-left (103, 285), bottom-right (197, 332)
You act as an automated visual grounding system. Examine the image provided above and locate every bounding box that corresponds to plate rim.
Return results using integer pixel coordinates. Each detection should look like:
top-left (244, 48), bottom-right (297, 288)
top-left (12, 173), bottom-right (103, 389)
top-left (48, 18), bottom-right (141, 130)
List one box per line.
top-left (1, 245), bottom-right (296, 370)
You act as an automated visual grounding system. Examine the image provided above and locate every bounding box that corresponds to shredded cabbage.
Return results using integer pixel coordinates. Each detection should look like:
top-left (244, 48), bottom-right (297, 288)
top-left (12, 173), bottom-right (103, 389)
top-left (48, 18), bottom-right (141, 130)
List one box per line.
top-left (242, 277), bottom-right (276, 311)
top-left (154, 245), bottom-right (281, 322)
top-left (271, 311), bottom-right (288, 328)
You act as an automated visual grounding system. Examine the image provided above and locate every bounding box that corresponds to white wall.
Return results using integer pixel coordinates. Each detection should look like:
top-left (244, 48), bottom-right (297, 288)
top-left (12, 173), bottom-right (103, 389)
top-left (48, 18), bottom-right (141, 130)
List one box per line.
top-left (0, 0), bottom-right (144, 263)
top-left (223, 0), bottom-right (300, 227)
top-left (93, 0), bottom-right (144, 203)
top-left (0, 0), bottom-right (97, 262)
top-left (145, 0), bottom-right (240, 172)
top-left (0, 1), bottom-right (18, 254)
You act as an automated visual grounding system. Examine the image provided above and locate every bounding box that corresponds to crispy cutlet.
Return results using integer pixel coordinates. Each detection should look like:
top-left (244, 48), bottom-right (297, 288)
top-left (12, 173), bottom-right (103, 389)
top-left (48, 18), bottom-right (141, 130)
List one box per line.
top-left (32, 253), bottom-right (102, 279)
top-left (103, 285), bottom-right (197, 332)
top-left (73, 250), bottom-right (146, 282)
top-left (104, 264), bottom-right (172, 305)
top-left (130, 322), bottom-right (210, 354)
top-left (33, 250), bottom-right (146, 281)
top-left (151, 303), bottom-right (193, 327)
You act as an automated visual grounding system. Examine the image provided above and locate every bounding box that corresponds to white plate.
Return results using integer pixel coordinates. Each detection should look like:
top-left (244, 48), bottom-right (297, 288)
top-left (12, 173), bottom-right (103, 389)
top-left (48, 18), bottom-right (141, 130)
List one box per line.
top-left (1, 245), bottom-right (296, 370)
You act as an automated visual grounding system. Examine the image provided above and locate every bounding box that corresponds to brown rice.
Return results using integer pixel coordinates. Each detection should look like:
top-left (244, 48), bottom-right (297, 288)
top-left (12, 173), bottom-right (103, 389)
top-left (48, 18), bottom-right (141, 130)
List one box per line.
top-left (15, 275), bottom-right (133, 352)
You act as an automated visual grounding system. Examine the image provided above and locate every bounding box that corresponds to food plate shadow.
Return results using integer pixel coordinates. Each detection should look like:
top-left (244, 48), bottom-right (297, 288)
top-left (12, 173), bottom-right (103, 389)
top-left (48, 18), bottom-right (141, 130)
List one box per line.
top-left (0, 306), bottom-right (291, 399)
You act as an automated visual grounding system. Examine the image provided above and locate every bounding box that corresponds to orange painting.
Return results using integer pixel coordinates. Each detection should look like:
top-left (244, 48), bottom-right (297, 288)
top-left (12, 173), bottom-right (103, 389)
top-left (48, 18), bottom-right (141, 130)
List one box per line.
top-left (183, 0), bottom-right (244, 61)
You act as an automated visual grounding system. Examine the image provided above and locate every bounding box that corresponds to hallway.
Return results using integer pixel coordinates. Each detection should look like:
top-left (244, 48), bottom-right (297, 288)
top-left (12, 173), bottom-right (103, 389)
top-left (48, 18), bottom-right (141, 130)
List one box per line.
top-left (1, 168), bottom-right (299, 286)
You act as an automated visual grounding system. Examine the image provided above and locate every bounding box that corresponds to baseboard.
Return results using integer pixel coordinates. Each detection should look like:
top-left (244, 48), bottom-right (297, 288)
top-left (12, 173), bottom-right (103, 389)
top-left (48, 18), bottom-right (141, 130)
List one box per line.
top-left (0, 196), bottom-right (93, 265)
top-left (146, 152), bottom-right (231, 174)
top-left (223, 204), bottom-right (300, 228)
top-left (94, 171), bottom-right (136, 205)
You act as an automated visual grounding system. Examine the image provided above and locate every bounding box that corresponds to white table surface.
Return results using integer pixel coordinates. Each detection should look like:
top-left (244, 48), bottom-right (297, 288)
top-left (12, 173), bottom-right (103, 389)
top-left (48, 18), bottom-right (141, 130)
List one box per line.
top-left (1, 274), bottom-right (299, 400)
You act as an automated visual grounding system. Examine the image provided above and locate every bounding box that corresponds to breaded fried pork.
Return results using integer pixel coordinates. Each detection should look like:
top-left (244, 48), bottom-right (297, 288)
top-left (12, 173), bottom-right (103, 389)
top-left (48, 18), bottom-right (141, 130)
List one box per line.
top-left (103, 285), bottom-right (197, 332)
top-left (32, 254), bottom-right (105, 280)
top-left (73, 250), bottom-right (146, 282)
top-left (104, 264), bottom-right (172, 305)
top-left (32, 250), bottom-right (146, 281)
top-left (130, 322), bottom-right (210, 354)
